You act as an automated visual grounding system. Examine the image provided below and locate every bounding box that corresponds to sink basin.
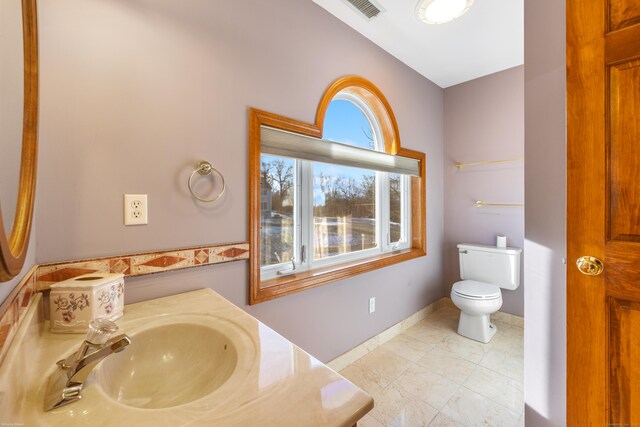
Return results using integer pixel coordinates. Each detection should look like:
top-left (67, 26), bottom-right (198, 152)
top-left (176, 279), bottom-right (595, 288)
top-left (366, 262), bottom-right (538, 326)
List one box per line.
top-left (95, 317), bottom-right (239, 409)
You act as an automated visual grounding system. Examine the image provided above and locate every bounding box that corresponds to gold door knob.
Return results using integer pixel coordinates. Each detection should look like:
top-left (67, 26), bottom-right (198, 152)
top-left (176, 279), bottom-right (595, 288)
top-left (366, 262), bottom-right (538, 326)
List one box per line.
top-left (576, 256), bottom-right (604, 276)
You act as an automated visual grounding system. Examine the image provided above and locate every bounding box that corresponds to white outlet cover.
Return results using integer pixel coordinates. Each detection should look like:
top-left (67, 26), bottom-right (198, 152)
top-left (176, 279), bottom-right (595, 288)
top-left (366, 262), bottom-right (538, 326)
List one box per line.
top-left (369, 297), bottom-right (376, 314)
top-left (124, 194), bottom-right (148, 225)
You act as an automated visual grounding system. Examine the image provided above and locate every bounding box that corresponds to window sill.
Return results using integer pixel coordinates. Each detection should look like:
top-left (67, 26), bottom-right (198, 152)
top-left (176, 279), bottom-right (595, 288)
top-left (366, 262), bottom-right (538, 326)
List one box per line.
top-left (250, 248), bottom-right (426, 304)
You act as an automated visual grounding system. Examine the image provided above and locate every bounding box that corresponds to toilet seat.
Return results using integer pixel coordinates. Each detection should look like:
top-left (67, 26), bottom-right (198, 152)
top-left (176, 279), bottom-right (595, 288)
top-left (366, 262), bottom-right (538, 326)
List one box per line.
top-left (452, 280), bottom-right (501, 300)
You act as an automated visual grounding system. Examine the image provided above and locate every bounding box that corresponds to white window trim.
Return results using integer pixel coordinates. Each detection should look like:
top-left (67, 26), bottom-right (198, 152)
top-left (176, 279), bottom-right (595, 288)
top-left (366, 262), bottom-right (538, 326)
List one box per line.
top-left (260, 94), bottom-right (411, 280)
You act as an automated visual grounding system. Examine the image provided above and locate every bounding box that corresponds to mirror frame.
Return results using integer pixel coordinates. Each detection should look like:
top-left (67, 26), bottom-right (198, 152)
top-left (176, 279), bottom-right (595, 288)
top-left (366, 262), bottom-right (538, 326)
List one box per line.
top-left (0, 0), bottom-right (38, 281)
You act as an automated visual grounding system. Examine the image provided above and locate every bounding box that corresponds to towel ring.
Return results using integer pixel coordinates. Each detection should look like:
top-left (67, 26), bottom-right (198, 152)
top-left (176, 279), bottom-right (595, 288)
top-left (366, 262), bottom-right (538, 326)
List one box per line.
top-left (188, 160), bottom-right (225, 203)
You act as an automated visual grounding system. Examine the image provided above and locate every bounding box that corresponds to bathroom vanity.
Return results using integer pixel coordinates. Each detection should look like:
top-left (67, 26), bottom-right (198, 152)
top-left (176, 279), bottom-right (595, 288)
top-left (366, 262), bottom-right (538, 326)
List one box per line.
top-left (0, 289), bottom-right (373, 426)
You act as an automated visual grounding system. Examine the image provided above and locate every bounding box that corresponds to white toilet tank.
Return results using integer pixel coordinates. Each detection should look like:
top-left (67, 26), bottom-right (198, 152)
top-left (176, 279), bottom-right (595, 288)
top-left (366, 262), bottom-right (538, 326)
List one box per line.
top-left (458, 243), bottom-right (522, 290)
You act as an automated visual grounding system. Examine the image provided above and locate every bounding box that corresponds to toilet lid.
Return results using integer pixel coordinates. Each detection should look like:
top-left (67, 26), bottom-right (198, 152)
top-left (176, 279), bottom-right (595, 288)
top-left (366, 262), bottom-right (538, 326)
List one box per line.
top-left (452, 280), bottom-right (501, 300)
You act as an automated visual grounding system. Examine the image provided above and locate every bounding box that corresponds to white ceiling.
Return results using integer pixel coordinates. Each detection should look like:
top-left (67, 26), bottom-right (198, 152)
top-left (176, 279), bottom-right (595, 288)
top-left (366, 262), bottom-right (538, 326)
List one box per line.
top-left (312, 0), bottom-right (523, 88)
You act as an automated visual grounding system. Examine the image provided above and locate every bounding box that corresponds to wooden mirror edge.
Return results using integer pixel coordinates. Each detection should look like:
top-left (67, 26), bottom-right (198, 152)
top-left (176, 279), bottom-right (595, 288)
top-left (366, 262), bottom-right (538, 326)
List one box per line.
top-left (0, 0), bottom-right (39, 282)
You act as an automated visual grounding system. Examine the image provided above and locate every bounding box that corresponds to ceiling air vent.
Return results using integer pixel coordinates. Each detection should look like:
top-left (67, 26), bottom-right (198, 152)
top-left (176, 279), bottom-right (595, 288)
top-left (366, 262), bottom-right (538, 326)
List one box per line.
top-left (343, 0), bottom-right (386, 20)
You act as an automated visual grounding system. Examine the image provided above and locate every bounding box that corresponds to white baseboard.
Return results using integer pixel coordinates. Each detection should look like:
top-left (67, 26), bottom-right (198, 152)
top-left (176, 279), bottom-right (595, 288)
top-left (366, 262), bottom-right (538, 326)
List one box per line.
top-left (327, 296), bottom-right (524, 372)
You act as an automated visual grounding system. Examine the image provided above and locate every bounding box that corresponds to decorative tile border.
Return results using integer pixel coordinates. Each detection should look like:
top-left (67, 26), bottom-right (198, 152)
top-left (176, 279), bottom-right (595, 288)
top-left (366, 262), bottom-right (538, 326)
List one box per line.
top-left (36, 242), bottom-right (250, 291)
top-left (0, 242), bottom-right (250, 363)
top-left (0, 266), bottom-right (38, 365)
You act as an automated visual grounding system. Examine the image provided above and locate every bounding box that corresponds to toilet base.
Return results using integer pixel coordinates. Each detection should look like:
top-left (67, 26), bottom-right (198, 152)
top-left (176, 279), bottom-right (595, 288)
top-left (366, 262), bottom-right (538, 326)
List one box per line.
top-left (457, 312), bottom-right (497, 343)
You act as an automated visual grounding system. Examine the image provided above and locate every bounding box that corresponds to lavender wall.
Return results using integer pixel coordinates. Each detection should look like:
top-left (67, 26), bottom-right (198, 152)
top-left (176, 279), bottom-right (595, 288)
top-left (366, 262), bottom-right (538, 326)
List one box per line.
top-left (34, 0), bottom-right (444, 362)
top-left (443, 66), bottom-right (525, 316)
top-left (524, 0), bottom-right (567, 424)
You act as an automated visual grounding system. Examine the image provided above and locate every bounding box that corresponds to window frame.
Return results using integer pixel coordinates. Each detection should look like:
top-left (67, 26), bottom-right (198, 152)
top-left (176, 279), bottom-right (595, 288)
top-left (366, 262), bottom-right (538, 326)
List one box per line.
top-left (249, 76), bottom-right (426, 305)
top-left (259, 94), bottom-right (411, 280)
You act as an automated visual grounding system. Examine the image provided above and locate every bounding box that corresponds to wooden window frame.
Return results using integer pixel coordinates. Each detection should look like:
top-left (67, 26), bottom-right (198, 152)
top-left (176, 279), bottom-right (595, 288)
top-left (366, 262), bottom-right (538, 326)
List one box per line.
top-left (249, 76), bottom-right (426, 304)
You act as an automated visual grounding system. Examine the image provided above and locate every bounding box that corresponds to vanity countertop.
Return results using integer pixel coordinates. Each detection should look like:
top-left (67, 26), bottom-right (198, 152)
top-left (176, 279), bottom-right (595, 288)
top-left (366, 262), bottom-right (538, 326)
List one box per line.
top-left (0, 289), bottom-right (373, 426)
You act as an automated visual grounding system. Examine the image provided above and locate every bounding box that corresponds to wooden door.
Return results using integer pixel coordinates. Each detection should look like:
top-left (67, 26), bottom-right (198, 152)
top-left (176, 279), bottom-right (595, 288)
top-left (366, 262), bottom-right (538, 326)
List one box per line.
top-left (567, 0), bottom-right (640, 425)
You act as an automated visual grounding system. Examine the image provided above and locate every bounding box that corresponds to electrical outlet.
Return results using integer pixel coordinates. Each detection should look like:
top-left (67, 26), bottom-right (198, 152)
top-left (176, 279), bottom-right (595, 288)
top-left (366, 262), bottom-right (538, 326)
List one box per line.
top-left (369, 297), bottom-right (376, 314)
top-left (124, 194), bottom-right (148, 225)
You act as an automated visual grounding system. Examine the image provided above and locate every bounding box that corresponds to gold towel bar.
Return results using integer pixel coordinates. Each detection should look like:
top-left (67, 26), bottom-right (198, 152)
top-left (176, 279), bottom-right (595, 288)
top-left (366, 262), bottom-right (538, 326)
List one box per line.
top-left (475, 200), bottom-right (524, 207)
top-left (455, 157), bottom-right (524, 169)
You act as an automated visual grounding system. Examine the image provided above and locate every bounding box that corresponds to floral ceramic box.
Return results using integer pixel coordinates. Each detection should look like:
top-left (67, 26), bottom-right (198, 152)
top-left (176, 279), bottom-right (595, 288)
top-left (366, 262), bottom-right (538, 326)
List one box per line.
top-left (49, 273), bottom-right (125, 333)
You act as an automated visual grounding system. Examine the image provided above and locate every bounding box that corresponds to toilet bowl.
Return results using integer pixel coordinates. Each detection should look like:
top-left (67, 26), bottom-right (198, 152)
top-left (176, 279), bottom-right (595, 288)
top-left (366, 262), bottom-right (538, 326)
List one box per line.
top-left (451, 280), bottom-right (502, 343)
top-left (452, 243), bottom-right (522, 344)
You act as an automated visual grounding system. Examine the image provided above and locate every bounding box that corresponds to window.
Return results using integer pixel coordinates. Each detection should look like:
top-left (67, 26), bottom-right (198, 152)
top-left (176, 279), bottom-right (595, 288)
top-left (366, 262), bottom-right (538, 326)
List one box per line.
top-left (260, 156), bottom-right (296, 267)
top-left (259, 96), bottom-right (412, 280)
top-left (250, 76), bottom-right (426, 304)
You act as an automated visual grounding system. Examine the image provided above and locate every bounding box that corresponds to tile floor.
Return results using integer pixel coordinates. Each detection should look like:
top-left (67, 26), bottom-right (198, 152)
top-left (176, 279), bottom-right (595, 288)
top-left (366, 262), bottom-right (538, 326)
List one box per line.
top-left (342, 304), bottom-right (524, 427)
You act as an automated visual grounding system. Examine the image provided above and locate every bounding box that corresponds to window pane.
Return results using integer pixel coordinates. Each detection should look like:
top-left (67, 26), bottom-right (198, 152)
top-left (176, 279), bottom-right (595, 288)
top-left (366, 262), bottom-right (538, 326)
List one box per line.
top-left (260, 155), bottom-right (295, 267)
top-left (389, 173), bottom-right (403, 243)
top-left (313, 163), bottom-right (377, 259)
top-left (323, 99), bottom-right (376, 150)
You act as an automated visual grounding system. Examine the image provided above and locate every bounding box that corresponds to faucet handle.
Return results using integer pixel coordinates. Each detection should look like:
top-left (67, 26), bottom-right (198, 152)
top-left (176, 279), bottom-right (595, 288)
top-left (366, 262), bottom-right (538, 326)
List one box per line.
top-left (66, 318), bottom-right (120, 368)
top-left (85, 318), bottom-right (119, 345)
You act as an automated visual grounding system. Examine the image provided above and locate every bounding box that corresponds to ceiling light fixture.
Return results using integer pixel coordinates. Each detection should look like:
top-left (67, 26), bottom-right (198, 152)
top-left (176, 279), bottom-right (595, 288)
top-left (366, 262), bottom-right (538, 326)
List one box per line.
top-left (415, 0), bottom-right (474, 24)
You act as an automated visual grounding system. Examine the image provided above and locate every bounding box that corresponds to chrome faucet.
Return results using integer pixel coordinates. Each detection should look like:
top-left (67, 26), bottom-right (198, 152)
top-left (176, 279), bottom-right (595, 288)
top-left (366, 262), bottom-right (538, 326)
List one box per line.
top-left (45, 318), bottom-right (131, 411)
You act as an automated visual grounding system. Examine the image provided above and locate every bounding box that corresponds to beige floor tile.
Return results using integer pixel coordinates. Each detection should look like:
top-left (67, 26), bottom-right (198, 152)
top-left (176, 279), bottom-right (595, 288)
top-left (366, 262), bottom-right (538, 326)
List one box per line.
top-left (340, 307), bottom-right (524, 427)
top-left (491, 312), bottom-right (511, 325)
top-left (495, 323), bottom-right (524, 340)
top-left (329, 345), bottom-right (369, 372)
top-left (393, 365), bottom-right (460, 410)
top-left (441, 386), bottom-right (520, 427)
top-left (416, 347), bottom-right (477, 384)
top-left (491, 312), bottom-right (523, 328)
top-left (370, 383), bottom-right (439, 427)
top-left (437, 333), bottom-right (490, 364)
top-left (340, 363), bottom-right (385, 398)
top-left (479, 348), bottom-right (524, 383)
top-left (382, 333), bottom-right (437, 362)
top-left (358, 413), bottom-right (386, 427)
top-left (463, 366), bottom-right (524, 413)
top-left (424, 308), bottom-right (460, 332)
top-left (489, 329), bottom-right (524, 358)
top-left (428, 412), bottom-right (468, 427)
top-left (353, 347), bottom-right (413, 388)
top-left (511, 316), bottom-right (524, 328)
top-left (403, 321), bottom-right (452, 346)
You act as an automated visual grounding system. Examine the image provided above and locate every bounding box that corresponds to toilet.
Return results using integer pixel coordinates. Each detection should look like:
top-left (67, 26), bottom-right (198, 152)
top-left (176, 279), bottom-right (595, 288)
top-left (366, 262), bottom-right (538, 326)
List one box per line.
top-left (450, 243), bottom-right (522, 343)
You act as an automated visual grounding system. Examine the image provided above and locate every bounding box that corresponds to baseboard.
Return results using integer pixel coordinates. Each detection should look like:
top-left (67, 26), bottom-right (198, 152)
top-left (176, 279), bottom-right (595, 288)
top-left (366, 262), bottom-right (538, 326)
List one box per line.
top-left (327, 296), bottom-right (524, 372)
top-left (327, 297), bottom-right (449, 372)
top-left (491, 307), bottom-right (525, 328)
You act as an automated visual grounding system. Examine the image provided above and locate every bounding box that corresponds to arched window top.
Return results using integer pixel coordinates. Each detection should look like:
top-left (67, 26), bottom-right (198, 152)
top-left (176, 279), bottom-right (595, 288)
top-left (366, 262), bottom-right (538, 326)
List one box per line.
top-left (315, 76), bottom-right (401, 155)
top-left (323, 96), bottom-right (380, 151)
